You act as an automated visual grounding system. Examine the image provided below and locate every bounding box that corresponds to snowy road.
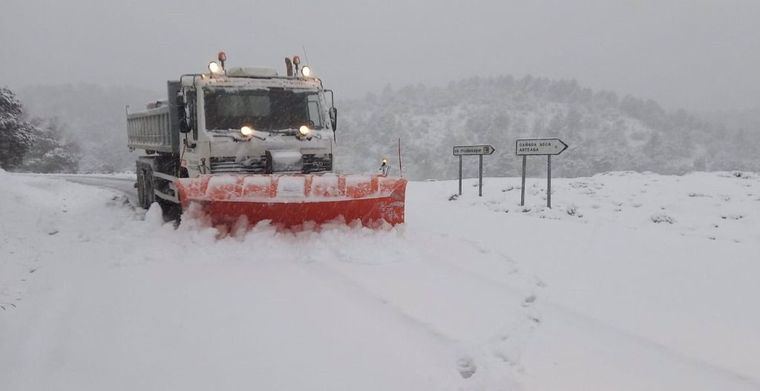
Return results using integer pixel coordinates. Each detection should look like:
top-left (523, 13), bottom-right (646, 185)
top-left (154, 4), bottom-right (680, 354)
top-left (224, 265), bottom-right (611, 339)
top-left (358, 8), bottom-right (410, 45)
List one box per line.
top-left (53, 174), bottom-right (138, 204)
top-left (2, 171), bottom-right (759, 390)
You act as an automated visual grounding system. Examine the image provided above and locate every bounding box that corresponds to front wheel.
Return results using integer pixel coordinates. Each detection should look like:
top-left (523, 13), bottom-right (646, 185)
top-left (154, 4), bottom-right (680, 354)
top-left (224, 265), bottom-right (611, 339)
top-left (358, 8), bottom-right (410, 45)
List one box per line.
top-left (136, 165), bottom-right (154, 209)
top-left (158, 198), bottom-right (182, 225)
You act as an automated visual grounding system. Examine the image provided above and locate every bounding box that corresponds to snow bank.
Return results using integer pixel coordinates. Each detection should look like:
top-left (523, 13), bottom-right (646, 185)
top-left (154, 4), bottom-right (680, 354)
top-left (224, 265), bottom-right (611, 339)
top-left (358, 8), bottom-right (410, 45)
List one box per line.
top-left (0, 172), bottom-right (138, 313)
top-left (440, 171), bottom-right (760, 244)
top-left (1, 174), bottom-right (521, 390)
top-left (144, 202), bottom-right (164, 226)
top-left (2, 171), bottom-right (760, 391)
top-left (413, 171), bottom-right (760, 390)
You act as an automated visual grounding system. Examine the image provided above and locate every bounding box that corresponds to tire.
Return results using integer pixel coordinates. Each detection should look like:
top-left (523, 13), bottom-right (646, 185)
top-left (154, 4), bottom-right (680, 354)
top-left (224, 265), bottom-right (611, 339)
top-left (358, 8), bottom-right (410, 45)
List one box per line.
top-left (157, 198), bottom-right (182, 224)
top-left (136, 168), bottom-right (145, 207)
top-left (137, 164), bottom-right (155, 209)
top-left (137, 157), bottom-right (182, 225)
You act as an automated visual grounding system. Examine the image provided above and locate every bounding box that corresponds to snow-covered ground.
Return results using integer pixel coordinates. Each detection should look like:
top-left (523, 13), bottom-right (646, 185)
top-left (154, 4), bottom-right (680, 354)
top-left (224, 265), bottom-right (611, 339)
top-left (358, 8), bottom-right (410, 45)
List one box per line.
top-left (1, 170), bottom-right (759, 390)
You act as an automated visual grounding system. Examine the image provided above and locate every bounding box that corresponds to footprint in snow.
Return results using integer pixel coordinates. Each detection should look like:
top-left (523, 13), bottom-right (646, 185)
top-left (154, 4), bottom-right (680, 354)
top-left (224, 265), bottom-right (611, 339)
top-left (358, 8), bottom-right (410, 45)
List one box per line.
top-left (522, 294), bottom-right (537, 307)
top-left (650, 214), bottom-right (675, 224)
top-left (456, 356), bottom-right (477, 379)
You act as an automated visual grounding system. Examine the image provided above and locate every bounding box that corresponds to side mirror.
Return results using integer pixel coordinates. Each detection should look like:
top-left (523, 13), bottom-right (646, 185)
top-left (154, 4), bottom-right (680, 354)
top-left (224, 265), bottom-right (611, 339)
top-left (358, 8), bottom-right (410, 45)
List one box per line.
top-left (329, 107), bottom-right (337, 131)
top-left (176, 93), bottom-right (191, 133)
top-left (179, 118), bottom-right (191, 133)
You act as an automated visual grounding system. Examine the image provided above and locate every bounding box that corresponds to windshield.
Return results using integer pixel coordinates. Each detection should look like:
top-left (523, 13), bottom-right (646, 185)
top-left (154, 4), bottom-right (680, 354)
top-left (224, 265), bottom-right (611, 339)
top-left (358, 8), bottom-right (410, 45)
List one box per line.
top-left (204, 88), bottom-right (324, 131)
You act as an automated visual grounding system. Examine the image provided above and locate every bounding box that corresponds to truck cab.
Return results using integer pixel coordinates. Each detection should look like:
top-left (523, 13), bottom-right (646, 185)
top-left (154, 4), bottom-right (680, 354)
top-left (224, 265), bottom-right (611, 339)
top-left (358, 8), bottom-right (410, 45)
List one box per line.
top-left (179, 67), bottom-right (336, 177)
top-left (127, 54), bottom-right (338, 210)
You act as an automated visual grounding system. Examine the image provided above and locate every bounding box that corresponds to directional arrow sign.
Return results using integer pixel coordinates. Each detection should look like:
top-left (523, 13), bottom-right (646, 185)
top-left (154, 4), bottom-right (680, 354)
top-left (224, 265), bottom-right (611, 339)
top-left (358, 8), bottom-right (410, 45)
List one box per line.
top-left (515, 138), bottom-right (568, 156)
top-left (453, 144), bottom-right (496, 156)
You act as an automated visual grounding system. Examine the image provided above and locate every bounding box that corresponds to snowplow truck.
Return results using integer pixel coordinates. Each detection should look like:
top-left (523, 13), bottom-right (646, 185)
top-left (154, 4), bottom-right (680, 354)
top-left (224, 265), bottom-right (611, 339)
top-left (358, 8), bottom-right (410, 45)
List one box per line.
top-left (127, 52), bottom-right (406, 228)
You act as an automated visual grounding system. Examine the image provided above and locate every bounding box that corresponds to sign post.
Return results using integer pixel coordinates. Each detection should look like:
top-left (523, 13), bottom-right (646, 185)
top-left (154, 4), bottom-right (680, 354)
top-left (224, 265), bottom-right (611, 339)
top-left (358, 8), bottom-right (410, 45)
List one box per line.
top-left (547, 155), bottom-right (552, 208)
top-left (458, 155), bottom-right (463, 195)
top-left (520, 155), bottom-right (527, 206)
top-left (515, 138), bottom-right (568, 208)
top-left (478, 155), bottom-right (483, 196)
top-left (453, 144), bottom-right (495, 197)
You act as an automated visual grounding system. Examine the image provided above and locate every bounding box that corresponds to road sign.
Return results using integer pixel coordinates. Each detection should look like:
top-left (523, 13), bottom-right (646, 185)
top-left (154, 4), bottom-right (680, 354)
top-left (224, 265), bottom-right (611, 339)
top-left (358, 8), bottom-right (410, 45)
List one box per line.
top-left (453, 144), bottom-right (495, 197)
top-left (453, 144), bottom-right (495, 156)
top-left (515, 138), bottom-right (568, 156)
top-left (515, 138), bottom-right (569, 208)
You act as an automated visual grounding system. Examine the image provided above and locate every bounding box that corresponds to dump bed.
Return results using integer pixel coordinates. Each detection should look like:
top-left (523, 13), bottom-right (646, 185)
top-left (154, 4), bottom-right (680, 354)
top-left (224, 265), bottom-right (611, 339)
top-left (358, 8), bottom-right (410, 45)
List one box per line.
top-left (127, 81), bottom-right (180, 153)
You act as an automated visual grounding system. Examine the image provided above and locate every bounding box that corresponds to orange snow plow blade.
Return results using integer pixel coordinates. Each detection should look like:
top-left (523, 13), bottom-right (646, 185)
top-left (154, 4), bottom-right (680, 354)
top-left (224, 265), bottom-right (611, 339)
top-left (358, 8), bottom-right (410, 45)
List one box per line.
top-left (175, 174), bottom-right (407, 228)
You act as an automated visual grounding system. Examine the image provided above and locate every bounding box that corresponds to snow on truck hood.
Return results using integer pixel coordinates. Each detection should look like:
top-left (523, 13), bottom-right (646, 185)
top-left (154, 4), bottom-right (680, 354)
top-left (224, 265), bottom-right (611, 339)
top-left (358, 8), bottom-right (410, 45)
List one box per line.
top-left (185, 76), bottom-right (322, 91)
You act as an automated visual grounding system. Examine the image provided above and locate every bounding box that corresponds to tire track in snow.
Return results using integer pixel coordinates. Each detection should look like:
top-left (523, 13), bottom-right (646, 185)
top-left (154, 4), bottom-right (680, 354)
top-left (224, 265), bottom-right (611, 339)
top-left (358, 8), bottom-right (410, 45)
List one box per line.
top-left (406, 231), bottom-right (545, 378)
top-left (426, 231), bottom-right (760, 389)
top-left (539, 299), bottom-right (760, 389)
top-left (294, 231), bottom-right (543, 387)
top-left (54, 175), bottom-right (138, 205)
top-left (298, 250), bottom-right (457, 345)
top-left (53, 174), bottom-right (760, 388)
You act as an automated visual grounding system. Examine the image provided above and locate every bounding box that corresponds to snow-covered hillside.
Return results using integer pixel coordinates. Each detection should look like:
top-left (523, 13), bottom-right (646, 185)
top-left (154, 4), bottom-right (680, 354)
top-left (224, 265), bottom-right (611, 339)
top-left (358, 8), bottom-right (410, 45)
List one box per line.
top-left (1, 170), bottom-right (759, 390)
top-left (336, 77), bottom-right (760, 179)
top-left (18, 77), bottom-right (760, 178)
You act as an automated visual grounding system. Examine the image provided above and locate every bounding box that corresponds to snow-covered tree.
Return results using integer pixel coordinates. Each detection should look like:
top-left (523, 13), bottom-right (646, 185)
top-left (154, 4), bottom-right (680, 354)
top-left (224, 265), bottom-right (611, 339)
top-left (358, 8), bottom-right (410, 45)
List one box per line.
top-left (0, 87), bottom-right (80, 172)
top-left (0, 88), bottom-right (34, 169)
top-left (21, 117), bottom-right (80, 173)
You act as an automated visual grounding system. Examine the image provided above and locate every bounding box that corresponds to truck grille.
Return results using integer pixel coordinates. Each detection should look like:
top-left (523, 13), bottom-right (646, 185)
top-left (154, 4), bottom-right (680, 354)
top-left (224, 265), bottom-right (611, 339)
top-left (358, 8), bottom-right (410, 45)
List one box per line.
top-left (209, 157), bottom-right (266, 173)
top-left (303, 154), bottom-right (333, 173)
top-left (209, 154), bottom-right (332, 174)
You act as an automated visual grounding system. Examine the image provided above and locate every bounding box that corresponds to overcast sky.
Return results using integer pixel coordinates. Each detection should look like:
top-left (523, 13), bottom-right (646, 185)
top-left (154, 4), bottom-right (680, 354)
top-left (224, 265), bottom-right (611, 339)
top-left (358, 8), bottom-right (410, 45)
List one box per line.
top-left (1, 0), bottom-right (758, 111)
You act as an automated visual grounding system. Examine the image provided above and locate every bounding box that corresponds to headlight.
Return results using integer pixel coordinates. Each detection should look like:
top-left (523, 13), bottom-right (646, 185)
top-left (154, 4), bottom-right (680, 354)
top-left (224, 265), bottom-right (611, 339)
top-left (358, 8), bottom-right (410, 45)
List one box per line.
top-left (241, 126), bottom-right (254, 136)
top-left (208, 61), bottom-right (223, 75)
top-left (301, 66), bottom-right (312, 77)
top-left (299, 125), bottom-right (310, 136)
